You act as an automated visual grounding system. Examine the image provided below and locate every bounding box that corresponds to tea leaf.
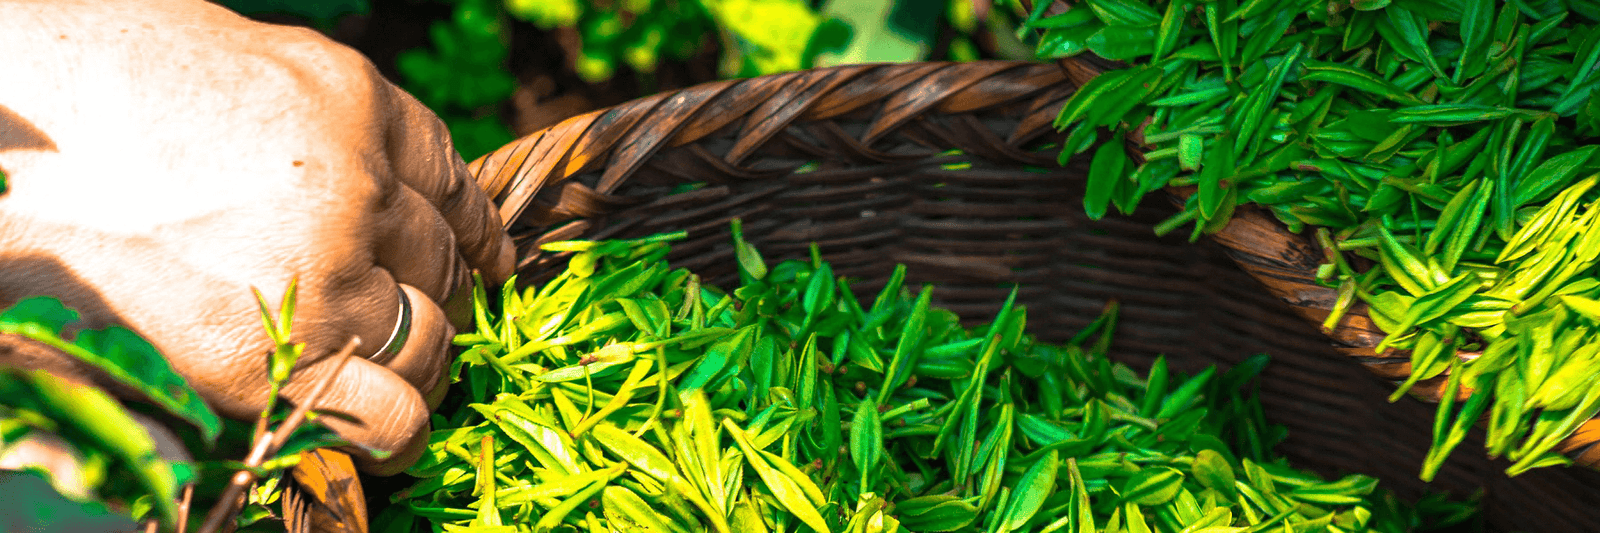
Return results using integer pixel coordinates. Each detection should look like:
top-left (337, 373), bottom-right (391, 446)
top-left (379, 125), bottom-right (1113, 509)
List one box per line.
top-left (1191, 449), bottom-right (1238, 502)
top-left (1300, 62), bottom-right (1428, 105)
top-left (603, 485), bottom-right (675, 533)
top-left (723, 419), bottom-right (832, 533)
top-left (1000, 450), bottom-right (1058, 531)
top-left (900, 498), bottom-right (979, 532)
top-left (850, 397), bottom-right (883, 490)
top-left (1513, 148), bottom-right (1600, 207)
top-left (730, 218), bottom-right (768, 282)
top-left (880, 285), bottom-right (933, 399)
top-left (530, 475), bottom-right (611, 532)
top-left (1085, 0), bottom-right (1162, 27)
top-left (1120, 466), bottom-right (1185, 506)
top-left (406, 228), bottom-right (1479, 531)
top-left (1088, 139), bottom-right (1131, 219)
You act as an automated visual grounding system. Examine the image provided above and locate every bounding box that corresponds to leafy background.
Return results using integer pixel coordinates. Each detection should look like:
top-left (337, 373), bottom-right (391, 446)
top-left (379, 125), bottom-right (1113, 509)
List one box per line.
top-left (212, 0), bottom-right (1040, 160)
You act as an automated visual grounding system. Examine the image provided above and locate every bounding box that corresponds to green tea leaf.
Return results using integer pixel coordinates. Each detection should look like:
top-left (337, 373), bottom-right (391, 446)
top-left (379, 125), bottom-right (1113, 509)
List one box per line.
top-left (1000, 450), bottom-right (1058, 531)
top-left (1036, 22), bottom-right (1107, 59)
top-left (1512, 147), bottom-right (1600, 207)
top-left (730, 218), bottom-right (768, 282)
top-left (1087, 139), bottom-right (1131, 219)
top-left (723, 419), bottom-right (832, 533)
top-left (1085, 0), bottom-right (1162, 27)
top-left (1055, 69), bottom-right (1140, 129)
top-left (898, 498), bottom-right (980, 532)
top-left (603, 485), bottom-right (675, 533)
top-left (880, 285), bottom-right (933, 399)
top-left (1197, 132), bottom-right (1234, 221)
top-left (849, 397), bottom-right (883, 490)
top-left (1088, 25), bottom-right (1159, 60)
top-left (1301, 62), bottom-right (1428, 105)
top-left (1191, 449), bottom-right (1238, 502)
top-left (1120, 466), bottom-right (1185, 506)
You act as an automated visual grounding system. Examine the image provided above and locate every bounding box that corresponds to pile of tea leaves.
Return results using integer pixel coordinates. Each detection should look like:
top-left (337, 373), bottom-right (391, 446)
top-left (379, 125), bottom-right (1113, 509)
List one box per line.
top-left (377, 224), bottom-right (1474, 532)
top-left (1032, 0), bottom-right (1600, 478)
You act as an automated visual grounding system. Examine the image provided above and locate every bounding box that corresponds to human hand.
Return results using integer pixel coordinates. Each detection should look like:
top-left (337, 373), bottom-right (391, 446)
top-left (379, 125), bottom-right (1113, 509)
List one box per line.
top-left (0, 0), bottom-right (514, 474)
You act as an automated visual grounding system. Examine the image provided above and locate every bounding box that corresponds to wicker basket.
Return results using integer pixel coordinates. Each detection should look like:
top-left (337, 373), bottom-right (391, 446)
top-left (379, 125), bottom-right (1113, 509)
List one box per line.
top-left (465, 60), bottom-right (1600, 531)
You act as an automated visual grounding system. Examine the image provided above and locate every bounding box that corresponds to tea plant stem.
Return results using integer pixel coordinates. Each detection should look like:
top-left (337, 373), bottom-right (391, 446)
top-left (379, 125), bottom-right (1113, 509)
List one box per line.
top-left (198, 336), bottom-right (360, 533)
top-left (176, 484), bottom-right (193, 533)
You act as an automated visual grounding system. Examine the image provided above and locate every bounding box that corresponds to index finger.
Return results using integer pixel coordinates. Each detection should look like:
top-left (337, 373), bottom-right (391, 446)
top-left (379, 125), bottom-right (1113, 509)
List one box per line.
top-left (380, 82), bottom-right (516, 285)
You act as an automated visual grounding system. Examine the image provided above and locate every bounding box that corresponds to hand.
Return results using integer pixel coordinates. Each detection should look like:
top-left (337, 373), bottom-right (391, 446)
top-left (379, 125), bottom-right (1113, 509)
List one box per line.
top-left (0, 0), bottom-right (515, 474)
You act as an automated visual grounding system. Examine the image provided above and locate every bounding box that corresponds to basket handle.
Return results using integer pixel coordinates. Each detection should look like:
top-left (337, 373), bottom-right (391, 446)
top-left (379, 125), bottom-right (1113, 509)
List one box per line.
top-left (469, 61), bottom-right (1074, 231)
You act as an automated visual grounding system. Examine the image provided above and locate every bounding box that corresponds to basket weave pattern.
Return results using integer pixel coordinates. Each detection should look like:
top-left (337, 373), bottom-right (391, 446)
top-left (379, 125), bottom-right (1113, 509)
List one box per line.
top-left (467, 61), bottom-right (1600, 530)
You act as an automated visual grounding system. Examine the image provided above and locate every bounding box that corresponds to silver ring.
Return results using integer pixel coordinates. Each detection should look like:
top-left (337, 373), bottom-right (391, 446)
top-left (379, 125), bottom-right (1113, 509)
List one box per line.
top-left (374, 287), bottom-right (411, 361)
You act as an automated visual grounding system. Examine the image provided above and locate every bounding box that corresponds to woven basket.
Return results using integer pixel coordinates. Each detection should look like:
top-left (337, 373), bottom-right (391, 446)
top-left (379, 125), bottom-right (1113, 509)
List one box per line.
top-left (465, 60), bottom-right (1600, 530)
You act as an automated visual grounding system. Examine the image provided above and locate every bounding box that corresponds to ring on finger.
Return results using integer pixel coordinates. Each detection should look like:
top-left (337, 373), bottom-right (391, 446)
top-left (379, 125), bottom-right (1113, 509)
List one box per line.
top-left (373, 286), bottom-right (411, 362)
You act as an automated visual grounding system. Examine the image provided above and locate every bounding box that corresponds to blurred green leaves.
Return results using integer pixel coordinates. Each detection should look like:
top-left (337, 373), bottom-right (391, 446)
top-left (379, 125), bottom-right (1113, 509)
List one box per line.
top-left (393, 0), bottom-right (1018, 161)
top-left (812, 0), bottom-right (945, 66)
top-left (1, 369), bottom-right (193, 524)
top-left (504, 0), bottom-right (579, 28)
top-left (504, 0), bottom-right (846, 81)
top-left (397, 0), bottom-right (518, 161)
top-left (398, 2), bottom-right (517, 111)
top-left (703, 0), bottom-right (831, 75)
top-left (0, 297), bottom-right (209, 526)
top-left (0, 297), bottom-right (220, 443)
top-left (0, 356), bottom-right (198, 521)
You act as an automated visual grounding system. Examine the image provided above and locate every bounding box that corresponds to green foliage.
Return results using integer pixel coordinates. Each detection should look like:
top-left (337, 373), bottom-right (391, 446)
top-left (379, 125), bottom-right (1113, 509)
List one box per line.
top-left (397, 0), bottom-right (1020, 162)
top-left (0, 283), bottom-right (359, 531)
top-left (0, 297), bottom-right (220, 443)
top-left (508, 0), bottom-right (720, 81)
top-left (697, 0), bottom-right (841, 76)
top-left (0, 296), bottom-right (210, 526)
top-left (1038, 0), bottom-right (1600, 478)
top-left (381, 227), bottom-right (1478, 532)
top-left (502, 0), bottom-right (998, 80)
top-left (251, 280), bottom-right (305, 433)
top-left (2, 369), bottom-right (195, 525)
top-left (227, 280), bottom-right (359, 531)
top-left (813, 0), bottom-right (944, 66)
top-left (501, 0), bottom-right (853, 81)
top-left (226, 0), bottom-right (1029, 165)
top-left (397, 0), bottom-right (519, 161)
